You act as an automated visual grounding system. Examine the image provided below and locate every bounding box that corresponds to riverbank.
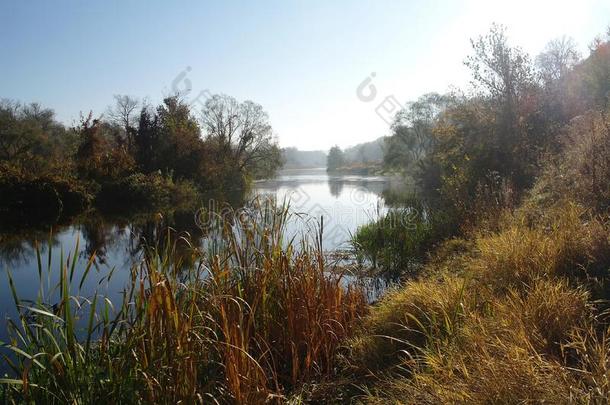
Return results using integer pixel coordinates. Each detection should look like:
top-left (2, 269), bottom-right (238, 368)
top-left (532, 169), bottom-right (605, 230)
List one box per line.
top-left (4, 183), bottom-right (610, 403)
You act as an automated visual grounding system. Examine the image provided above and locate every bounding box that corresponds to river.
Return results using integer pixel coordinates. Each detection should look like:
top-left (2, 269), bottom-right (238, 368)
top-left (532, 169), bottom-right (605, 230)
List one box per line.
top-left (0, 168), bottom-right (395, 348)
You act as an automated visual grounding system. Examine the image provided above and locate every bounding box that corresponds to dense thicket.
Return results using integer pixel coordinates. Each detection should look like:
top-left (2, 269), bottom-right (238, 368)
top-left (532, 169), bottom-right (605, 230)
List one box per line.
top-left (341, 26), bottom-right (610, 404)
top-left (379, 24), bottom-right (609, 236)
top-left (0, 94), bottom-right (282, 224)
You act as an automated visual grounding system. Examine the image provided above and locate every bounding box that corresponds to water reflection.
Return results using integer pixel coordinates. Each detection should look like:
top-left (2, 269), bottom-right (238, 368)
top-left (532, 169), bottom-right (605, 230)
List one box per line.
top-left (0, 169), bottom-right (399, 265)
top-left (0, 168), bottom-right (398, 346)
top-left (328, 177), bottom-right (344, 197)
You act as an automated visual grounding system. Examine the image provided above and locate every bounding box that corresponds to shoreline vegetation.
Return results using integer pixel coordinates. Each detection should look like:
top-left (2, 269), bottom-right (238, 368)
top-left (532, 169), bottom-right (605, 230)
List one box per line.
top-left (325, 140), bottom-right (386, 176)
top-left (0, 94), bottom-right (283, 230)
top-left (326, 163), bottom-right (383, 176)
top-left (1, 24), bottom-right (610, 403)
top-left (0, 199), bottom-right (367, 403)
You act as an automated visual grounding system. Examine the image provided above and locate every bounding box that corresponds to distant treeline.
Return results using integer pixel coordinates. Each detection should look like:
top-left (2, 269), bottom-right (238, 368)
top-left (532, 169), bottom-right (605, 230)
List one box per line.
top-left (283, 137), bottom-right (385, 170)
top-left (0, 94), bottom-right (282, 225)
top-left (281, 148), bottom-right (327, 168)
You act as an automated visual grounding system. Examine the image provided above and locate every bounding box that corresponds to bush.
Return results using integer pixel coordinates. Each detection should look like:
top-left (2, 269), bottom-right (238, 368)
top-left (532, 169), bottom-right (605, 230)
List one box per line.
top-left (352, 202), bottom-right (455, 280)
top-left (165, 178), bottom-right (200, 208)
top-left (0, 178), bottom-right (62, 225)
top-left (96, 173), bottom-right (200, 212)
top-left (49, 177), bottom-right (93, 215)
top-left (0, 164), bottom-right (92, 226)
top-left (529, 109), bottom-right (610, 214)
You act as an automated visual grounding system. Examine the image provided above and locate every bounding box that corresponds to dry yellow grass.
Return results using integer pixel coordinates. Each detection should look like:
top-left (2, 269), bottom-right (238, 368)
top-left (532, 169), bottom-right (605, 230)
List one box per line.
top-left (475, 202), bottom-right (609, 291)
top-left (355, 278), bottom-right (605, 404)
top-left (346, 274), bottom-right (478, 373)
top-left (342, 199), bottom-right (610, 404)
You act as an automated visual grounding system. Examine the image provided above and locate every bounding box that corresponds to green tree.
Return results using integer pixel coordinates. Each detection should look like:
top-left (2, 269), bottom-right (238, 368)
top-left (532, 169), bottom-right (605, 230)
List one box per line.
top-left (327, 146), bottom-right (345, 171)
top-left (134, 107), bottom-right (161, 174)
top-left (156, 96), bottom-right (204, 181)
top-left (0, 100), bottom-right (70, 171)
top-left (384, 93), bottom-right (453, 173)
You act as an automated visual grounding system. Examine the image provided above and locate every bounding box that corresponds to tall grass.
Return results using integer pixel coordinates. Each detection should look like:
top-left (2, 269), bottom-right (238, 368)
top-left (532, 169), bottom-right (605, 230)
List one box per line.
top-left (340, 200), bottom-right (610, 404)
top-left (0, 198), bottom-right (366, 404)
top-left (475, 202), bottom-right (610, 292)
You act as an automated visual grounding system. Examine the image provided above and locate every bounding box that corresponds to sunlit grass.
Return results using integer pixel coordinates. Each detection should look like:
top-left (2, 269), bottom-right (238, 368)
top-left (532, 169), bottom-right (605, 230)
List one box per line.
top-left (342, 200), bottom-right (610, 404)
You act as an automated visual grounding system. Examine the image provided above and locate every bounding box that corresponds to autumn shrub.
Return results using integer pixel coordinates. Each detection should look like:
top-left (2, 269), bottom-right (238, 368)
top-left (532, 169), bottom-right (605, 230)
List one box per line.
top-left (528, 108), bottom-right (610, 214)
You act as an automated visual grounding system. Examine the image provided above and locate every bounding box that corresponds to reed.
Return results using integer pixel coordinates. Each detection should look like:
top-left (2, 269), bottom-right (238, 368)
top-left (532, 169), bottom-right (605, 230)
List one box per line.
top-left (0, 197), bottom-right (367, 404)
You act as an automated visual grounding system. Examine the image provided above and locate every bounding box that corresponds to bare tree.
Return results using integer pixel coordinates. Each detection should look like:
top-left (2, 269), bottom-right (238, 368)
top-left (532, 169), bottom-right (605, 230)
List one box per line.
top-left (106, 95), bottom-right (139, 152)
top-left (201, 94), bottom-right (278, 172)
top-left (106, 95), bottom-right (139, 132)
top-left (536, 36), bottom-right (581, 83)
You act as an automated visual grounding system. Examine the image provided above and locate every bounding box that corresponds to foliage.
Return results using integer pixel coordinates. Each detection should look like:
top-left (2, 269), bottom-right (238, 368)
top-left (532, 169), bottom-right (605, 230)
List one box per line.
top-left (95, 172), bottom-right (200, 211)
top-left (201, 94), bottom-right (282, 179)
top-left (75, 113), bottom-right (135, 183)
top-left (316, 27), bottom-right (610, 404)
top-left (352, 196), bottom-right (457, 280)
top-left (2, 24), bottom-right (610, 404)
top-left (530, 108), bottom-right (610, 213)
top-left (0, 93), bottom-right (283, 224)
top-left (0, 162), bottom-right (93, 227)
top-left (326, 145), bottom-right (345, 172)
top-left (0, 100), bottom-right (74, 171)
top-left (384, 93), bottom-right (453, 173)
top-left (383, 27), bottom-right (610, 231)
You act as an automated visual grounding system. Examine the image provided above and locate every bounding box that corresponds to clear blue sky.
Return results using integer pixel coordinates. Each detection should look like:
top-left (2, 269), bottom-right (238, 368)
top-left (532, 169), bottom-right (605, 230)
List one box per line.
top-left (1, 0), bottom-right (608, 150)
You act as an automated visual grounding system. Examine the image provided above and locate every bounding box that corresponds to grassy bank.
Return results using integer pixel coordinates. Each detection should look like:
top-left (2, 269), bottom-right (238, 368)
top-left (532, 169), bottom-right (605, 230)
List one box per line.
top-left (334, 200), bottom-right (610, 403)
top-left (303, 107), bottom-right (610, 403)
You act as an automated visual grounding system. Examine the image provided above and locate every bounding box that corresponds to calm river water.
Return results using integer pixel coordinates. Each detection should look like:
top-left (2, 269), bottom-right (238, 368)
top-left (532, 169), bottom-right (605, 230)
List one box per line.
top-left (0, 168), bottom-right (395, 347)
